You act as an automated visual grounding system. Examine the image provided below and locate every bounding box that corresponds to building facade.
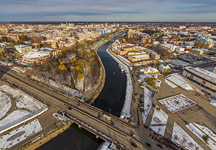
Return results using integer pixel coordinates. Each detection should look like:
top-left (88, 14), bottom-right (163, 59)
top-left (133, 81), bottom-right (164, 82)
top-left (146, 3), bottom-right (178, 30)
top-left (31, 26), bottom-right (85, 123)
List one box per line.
top-left (182, 67), bottom-right (216, 93)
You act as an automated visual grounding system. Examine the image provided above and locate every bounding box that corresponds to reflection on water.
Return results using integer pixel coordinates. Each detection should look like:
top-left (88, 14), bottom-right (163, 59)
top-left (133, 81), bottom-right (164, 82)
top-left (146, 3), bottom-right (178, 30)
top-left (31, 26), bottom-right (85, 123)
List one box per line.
top-left (37, 124), bottom-right (103, 150)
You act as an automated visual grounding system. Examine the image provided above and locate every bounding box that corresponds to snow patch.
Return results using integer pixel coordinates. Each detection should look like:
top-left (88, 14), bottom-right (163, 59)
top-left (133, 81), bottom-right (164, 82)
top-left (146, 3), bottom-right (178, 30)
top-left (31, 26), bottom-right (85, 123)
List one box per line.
top-left (186, 123), bottom-right (216, 150)
top-left (0, 91), bottom-right (11, 119)
top-left (167, 73), bottom-right (194, 91)
top-left (165, 79), bottom-right (177, 88)
top-left (172, 122), bottom-right (203, 150)
top-left (0, 119), bottom-right (42, 149)
top-left (142, 87), bottom-right (152, 124)
top-left (150, 106), bottom-right (168, 136)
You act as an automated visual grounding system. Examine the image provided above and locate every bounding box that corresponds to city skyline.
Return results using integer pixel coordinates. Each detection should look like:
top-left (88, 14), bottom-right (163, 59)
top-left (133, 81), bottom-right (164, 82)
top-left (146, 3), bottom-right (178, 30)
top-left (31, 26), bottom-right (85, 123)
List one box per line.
top-left (0, 0), bottom-right (216, 22)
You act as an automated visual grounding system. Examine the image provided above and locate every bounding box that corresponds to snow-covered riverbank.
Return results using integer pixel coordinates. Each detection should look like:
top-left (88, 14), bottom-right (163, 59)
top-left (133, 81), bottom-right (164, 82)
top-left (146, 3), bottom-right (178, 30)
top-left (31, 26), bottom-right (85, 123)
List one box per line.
top-left (106, 46), bottom-right (133, 120)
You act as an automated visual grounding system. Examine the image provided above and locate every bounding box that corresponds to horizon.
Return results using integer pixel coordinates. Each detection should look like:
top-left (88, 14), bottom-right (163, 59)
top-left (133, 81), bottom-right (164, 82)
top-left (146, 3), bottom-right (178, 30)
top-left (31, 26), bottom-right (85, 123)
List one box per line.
top-left (1, 21), bottom-right (216, 23)
top-left (0, 0), bottom-right (216, 22)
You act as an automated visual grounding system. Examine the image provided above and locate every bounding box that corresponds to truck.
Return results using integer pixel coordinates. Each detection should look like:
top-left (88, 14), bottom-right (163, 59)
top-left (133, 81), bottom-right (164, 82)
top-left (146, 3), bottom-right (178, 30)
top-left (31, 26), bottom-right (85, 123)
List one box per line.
top-left (103, 114), bottom-right (111, 121)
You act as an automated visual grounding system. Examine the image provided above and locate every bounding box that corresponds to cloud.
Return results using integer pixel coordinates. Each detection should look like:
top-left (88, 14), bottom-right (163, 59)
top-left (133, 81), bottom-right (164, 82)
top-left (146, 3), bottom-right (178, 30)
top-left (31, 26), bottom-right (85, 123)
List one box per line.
top-left (0, 0), bottom-right (215, 21)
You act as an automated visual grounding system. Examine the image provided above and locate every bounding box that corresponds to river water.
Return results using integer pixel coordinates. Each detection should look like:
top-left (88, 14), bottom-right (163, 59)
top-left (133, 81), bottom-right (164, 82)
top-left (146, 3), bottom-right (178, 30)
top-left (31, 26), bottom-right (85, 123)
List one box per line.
top-left (38, 34), bottom-right (126, 150)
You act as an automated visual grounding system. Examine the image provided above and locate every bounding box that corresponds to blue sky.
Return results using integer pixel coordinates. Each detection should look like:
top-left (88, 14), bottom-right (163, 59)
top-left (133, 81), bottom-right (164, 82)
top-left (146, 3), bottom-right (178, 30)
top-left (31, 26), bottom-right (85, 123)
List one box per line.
top-left (0, 0), bottom-right (216, 22)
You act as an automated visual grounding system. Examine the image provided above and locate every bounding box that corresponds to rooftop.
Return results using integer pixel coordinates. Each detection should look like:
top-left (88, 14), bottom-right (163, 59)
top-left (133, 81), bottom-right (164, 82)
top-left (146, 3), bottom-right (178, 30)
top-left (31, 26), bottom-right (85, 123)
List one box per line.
top-left (131, 54), bottom-right (149, 59)
top-left (23, 51), bottom-right (50, 59)
top-left (185, 67), bottom-right (216, 83)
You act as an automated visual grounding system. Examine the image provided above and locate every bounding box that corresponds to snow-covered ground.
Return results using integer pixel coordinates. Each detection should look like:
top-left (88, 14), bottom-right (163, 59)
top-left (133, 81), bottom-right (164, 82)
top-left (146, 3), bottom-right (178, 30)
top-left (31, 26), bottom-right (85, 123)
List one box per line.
top-left (166, 73), bottom-right (194, 91)
top-left (210, 98), bottom-right (216, 107)
top-left (99, 141), bottom-right (111, 150)
top-left (0, 91), bottom-right (11, 120)
top-left (150, 106), bottom-right (168, 136)
top-left (159, 94), bottom-right (196, 113)
top-left (0, 84), bottom-right (47, 134)
top-left (0, 110), bottom-right (30, 132)
top-left (107, 47), bottom-right (133, 120)
top-left (139, 74), bottom-right (159, 83)
top-left (0, 85), bottom-right (46, 112)
top-left (0, 119), bottom-right (42, 149)
top-left (172, 122), bottom-right (203, 150)
top-left (142, 87), bottom-right (152, 125)
top-left (186, 123), bottom-right (216, 150)
top-left (165, 79), bottom-right (177, 88)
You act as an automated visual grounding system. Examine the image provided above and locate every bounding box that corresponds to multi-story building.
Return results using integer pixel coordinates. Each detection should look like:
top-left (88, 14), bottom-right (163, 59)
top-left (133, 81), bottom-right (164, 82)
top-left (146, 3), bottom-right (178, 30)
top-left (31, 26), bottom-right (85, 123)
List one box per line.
top-left (182, 67), bottom-right (216, 93)
top-left (22, 50), bottom-right (51, 64)
top-left (128, 54), bottom-right (150, 62)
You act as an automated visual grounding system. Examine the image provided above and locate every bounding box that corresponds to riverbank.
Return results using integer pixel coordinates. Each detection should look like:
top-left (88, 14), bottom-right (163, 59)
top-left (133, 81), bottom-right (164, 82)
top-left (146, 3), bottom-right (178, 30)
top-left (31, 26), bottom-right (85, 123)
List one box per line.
top-left (89, 35), bottom-right (116, 103)
top-left (17, 121), bottom-right (72, 150)
top-left (106, 41), bottom-right (133, 120)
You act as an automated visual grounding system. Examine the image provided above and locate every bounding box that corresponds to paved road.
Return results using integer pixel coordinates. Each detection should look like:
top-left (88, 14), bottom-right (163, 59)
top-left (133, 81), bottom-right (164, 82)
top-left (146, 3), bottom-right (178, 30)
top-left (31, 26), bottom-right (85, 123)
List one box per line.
top-left (0, 67), bottom-right (178, 150)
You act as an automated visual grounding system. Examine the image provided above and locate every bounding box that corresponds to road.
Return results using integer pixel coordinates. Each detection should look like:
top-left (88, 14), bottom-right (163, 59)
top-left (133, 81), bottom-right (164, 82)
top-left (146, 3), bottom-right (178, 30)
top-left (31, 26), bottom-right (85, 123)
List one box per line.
top-left (0, 67), bottom-right (179, 150)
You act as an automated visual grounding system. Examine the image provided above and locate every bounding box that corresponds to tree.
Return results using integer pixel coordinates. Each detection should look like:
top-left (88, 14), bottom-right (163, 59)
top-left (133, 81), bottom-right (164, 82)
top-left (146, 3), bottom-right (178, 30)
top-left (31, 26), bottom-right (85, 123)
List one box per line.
top-left (202, 135), bottom-right (209, 143)
top-left (59, 62), bottom-right (67, 71)
top-left (195, 43), bottom-right (202, 49)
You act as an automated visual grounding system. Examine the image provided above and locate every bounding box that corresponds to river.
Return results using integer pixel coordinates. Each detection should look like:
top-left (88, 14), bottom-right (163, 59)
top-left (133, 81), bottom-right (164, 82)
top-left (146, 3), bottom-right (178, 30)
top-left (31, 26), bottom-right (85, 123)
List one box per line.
top-left (38, 33), bottom-right (126, 150)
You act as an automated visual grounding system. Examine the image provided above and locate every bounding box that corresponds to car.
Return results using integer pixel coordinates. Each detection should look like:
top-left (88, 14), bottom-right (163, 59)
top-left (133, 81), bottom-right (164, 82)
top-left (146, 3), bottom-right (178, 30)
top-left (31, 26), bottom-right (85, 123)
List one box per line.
top-left (97, 113), bottom-right (101, 118)
top-left (77, 103), bottom-right (80, 108)
top-left (68, 106), bottom-right (72, 110)
top-left (156, 144), bottom-right (163, 149)
top-left (134, 93), bottom-right (138, 96)
top-left (130, 131), bottom-right (135, 137)
top-left (145, 142), bottom-right (151, 148)
top-left (130, 141), bottom-right (137, 148)
top-left (110, 120), bottom-right (114, 126)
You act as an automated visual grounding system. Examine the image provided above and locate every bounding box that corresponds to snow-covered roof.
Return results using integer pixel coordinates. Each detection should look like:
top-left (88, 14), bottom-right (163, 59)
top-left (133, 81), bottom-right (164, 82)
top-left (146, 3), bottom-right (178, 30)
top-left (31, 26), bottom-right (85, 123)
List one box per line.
top-left (185, 67), bottom-right (216, 84)
top-left (23, 51), bottom-right (50, 59)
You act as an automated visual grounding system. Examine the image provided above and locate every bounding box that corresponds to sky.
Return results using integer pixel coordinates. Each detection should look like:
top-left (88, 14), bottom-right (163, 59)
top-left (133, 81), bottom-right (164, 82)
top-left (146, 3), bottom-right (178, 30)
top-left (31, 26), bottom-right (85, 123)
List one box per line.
top-left (0, 0), bottom-right (216, 22)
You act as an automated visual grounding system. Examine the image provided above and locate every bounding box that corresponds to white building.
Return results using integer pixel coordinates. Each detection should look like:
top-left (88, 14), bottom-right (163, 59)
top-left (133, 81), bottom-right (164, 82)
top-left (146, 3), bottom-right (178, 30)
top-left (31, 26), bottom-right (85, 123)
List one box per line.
top-left (22, 51), bottom-right (51, 64)
top-left (15, 45), bottom-right (32, 54)
top-left (140, 67), bottom-right (159, 74)
top-left (159, 64), bottom-right (171, 73)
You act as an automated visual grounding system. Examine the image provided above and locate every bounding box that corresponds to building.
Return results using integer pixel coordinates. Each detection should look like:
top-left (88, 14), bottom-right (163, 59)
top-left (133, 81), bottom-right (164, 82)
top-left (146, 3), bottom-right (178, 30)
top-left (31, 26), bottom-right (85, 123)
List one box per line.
top-left (191, 48), bottom-right (206, 55)
top-left (22, 50), bottom-right (51, 64)
top-left (15, 45), bottom-right (32, 54)
top-left (182, 67), bottom-right (216, 93)
top-left (140, 67), bottom-right (159, 74)
top-left (41, 40), bottom-right (58, 45)
top-left (159, 64), bottom-right (171, 73)
top-left (195, 37), bottom-right (214, 49)
top-left (112, 48), bottom-right (127, 56)
top-left (150, 52), bottom-right (160, 60)
top-left (128, 54), bottom-right (150, 63)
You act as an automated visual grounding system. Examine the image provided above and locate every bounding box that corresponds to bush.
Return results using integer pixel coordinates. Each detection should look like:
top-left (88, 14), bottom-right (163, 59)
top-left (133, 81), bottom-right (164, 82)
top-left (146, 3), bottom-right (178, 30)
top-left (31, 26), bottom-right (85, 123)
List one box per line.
top-left (145, 77), bottom-right (156, 89)
top-left (202, 135), bottom-right (209, 143)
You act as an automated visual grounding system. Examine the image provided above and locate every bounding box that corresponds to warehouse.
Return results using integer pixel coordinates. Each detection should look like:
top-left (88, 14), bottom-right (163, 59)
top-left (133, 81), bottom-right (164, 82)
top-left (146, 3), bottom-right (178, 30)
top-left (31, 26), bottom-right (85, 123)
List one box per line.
top-left (182, 67), bottom-right (216, 93)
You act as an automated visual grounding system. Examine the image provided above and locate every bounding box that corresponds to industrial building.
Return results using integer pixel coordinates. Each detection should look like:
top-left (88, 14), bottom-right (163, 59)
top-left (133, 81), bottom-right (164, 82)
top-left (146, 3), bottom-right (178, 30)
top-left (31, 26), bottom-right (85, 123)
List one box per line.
top-left (182, 67), bottom-right (216, 93)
